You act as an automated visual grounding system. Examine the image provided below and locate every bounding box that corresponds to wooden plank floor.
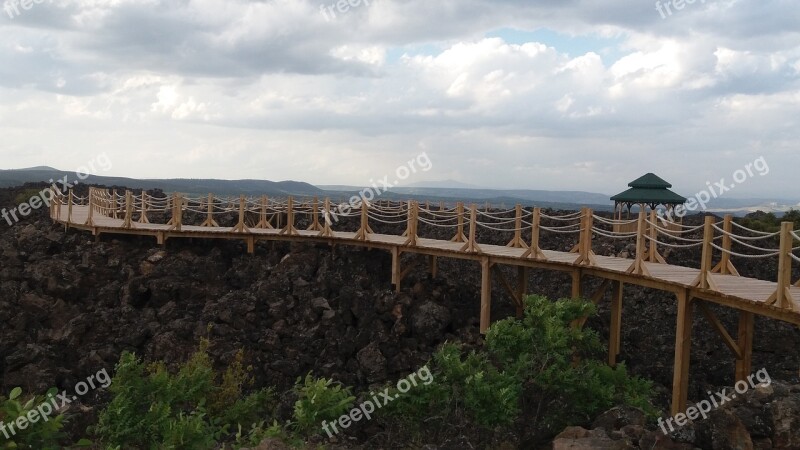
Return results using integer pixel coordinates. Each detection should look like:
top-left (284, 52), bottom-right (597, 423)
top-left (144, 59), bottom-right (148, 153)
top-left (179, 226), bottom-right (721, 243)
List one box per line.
top-left (56, 205), bottom-right (800, 320)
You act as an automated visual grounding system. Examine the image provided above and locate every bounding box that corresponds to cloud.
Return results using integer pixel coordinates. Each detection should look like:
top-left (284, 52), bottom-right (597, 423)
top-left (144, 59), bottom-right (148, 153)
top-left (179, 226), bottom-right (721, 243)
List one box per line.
top-left (0, 0), bottom-right (798, 198)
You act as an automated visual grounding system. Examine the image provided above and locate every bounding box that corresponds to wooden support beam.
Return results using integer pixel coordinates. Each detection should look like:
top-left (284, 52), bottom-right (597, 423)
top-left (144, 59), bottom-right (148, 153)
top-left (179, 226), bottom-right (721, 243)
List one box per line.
top-left (735, 311), bottom-right (754, 382)
top-left (391, 247), bottom-right (401, 292)
top-left (771, 222), bottom-right (795, 310)
top-left (645, 209), bottom-right (666, 263)
top-left (460, 204), bottom-right (483, 253)
top-left (429, 255), bottom-right (438, 278)
top-left (574, 208), bottom-right (597, 265)
top-left (246, 236), bottom-right (255, 254)
top-left (571, 269), bottom-right (582, 299)
top-left (609, 280), bottom-right (623, 367)
top-left (574, 279), bottom-right (611, 328)
top-left (697, 302), bottom-right (742, 359)
top-left (480, 256), bottom-right (492, 334)
top-left (671, 289), bottom-right (693, 416)
top-left (516, 266), bottom-right (527, 318)
top-left (506, 204), bottom-right (529, 249)
top-left (451, 202), bottom-right (467, 243)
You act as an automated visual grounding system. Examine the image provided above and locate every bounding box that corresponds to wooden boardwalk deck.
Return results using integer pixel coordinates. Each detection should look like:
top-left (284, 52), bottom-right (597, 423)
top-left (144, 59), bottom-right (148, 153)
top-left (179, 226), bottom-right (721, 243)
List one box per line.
top-left (50, 189), bottom-right (800, 415)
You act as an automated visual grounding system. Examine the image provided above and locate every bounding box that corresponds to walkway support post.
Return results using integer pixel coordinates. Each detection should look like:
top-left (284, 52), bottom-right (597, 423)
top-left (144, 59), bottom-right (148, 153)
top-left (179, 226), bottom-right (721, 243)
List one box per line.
top-left (575, 208), bottom-right (596, 265)
top-left (628, 210), bottom-right (650, 276)
top-left (480, 256), bottom-right (492, 334)
top-left (609, 280), bottom-right (623, 367)
top-left (256, 196), bottom-right (273, 229)
top-left (735, 311), bottom-right (754, 383)
top-left (671, 289), bottom-right (693, 416)
top-left (319, 198), bottom-right (334, 238)
top-left (138, 192), bottom-right (150, 224)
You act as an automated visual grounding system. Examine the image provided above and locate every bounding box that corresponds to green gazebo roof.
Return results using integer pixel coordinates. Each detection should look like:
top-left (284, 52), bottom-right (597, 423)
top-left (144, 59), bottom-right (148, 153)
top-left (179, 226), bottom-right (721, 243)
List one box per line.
top-left (611, 173), bottom-right (686, 206)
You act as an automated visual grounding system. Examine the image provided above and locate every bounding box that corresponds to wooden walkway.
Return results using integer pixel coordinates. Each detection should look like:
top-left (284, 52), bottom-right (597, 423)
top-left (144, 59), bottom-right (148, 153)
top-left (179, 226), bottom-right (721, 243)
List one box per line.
top-left (49, 188), bottom-right (800, 416)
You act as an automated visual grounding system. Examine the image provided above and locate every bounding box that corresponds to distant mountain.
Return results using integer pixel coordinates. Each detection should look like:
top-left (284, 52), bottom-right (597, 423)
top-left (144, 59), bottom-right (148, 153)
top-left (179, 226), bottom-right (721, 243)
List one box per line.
top-left (401, 179), bottom-right (483, 189)
top-left (0, 168), bottom-right (322, 197)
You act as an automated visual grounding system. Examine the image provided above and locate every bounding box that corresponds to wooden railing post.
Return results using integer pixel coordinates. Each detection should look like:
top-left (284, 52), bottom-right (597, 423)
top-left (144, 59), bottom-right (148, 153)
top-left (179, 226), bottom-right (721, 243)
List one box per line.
top-left (84, 188), bottom-right (95, 226)
top-left (451, 202), bottom-right (466, 243)
top-left (280, 196), bottom-right (298, 235)
top-left (232, 195), bottom-right (249, 233)
top-left (67, 189), bottom-right (73, 224)
top-left (403, 201), bottom-right (418, 246)
top-left (506, 204), bottom-right (527, 248)
top-left (123, 190), bottom-right (133, 229)
top-left (769, 222), bottom-right (795, 310)
top-left (138, 192), bottom-right (150, 224)
top-left (628, 210), bottom-right (649, 275)
top-left (308, 196), bottom-right (322, 231)
top-left (319, 198), bottom-right (334, 237)
top-left (460, 203), bottom-right (482, 253)
top-left (694, 215), bottom-right (716, 289)
top-left (712, 215), bottom-right (738, 276)
top-left (201, 193), bottom-right (219, 227)
top-left (574, 207), bottom-right (595, 265)
top-left (522, 207), bottom-right (545, 259)
top-left (355, 196), bottom-right (374, 241)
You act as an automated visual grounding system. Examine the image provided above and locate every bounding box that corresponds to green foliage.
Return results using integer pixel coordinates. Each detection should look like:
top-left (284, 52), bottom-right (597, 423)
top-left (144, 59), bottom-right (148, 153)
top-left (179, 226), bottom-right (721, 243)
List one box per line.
top-left (93, 339), bottom-right (276, 449)
top-left (291, 373), bottom-right (355, 436)
top-left (0, 387), bottom-right (89, 450)
top-left (384, 295), bottom-right (656, 435)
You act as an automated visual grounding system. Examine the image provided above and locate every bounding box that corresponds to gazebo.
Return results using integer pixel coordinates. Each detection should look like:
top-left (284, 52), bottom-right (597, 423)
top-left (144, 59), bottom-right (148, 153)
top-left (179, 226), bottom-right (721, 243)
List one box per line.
top-left (611, 173), bottom-right (687, 232)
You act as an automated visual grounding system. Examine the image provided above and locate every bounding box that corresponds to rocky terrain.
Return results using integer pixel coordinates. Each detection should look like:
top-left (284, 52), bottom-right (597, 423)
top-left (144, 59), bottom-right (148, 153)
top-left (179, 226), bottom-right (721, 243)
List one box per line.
top-left (1, 183), bottom-right (799, 449)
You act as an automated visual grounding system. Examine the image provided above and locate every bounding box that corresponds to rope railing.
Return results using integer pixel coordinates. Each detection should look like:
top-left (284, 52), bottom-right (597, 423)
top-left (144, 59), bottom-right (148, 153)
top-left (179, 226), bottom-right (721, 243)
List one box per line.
top-left (51, 191), bottom-right (800, 312)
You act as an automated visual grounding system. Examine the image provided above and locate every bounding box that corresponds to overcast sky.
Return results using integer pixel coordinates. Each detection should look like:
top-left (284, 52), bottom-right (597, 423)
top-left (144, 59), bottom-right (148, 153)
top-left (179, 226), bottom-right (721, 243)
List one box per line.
top-left (0, 0), bottom-right (798, 198)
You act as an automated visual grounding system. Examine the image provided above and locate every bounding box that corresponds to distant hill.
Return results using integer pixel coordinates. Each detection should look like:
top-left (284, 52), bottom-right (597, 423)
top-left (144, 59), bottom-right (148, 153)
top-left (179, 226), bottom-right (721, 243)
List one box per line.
top-left (0, 168), bottom-right (322, 197)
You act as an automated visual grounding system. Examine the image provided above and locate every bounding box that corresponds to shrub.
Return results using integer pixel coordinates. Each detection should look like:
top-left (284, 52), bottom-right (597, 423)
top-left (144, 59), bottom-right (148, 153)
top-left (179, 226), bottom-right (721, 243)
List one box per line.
top-left (384, 295), bottom-right (656, 436)
top-left (291, 373), bottom-right (355, 436)
top-left (93, 339), bottom-right (275, 449)
top-left (0, 387), bottom-right (90, 450)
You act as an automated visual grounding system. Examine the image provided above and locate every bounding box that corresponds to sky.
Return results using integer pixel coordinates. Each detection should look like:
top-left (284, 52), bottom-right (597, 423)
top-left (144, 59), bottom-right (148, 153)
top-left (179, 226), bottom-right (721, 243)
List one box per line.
top-left (0, 0), bottom-right (798, 199)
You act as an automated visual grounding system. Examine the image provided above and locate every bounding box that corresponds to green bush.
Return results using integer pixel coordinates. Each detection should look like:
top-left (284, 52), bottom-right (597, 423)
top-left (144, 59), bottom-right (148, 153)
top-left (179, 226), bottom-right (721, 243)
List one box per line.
top-left (384, 295), bottom-right (656, 435)
top-left (0, 387), bottom-right (90, 450)
top-left (291, 373), bottom-right (355, 436)
top-left (93, 339), bottom-right (276, 449)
